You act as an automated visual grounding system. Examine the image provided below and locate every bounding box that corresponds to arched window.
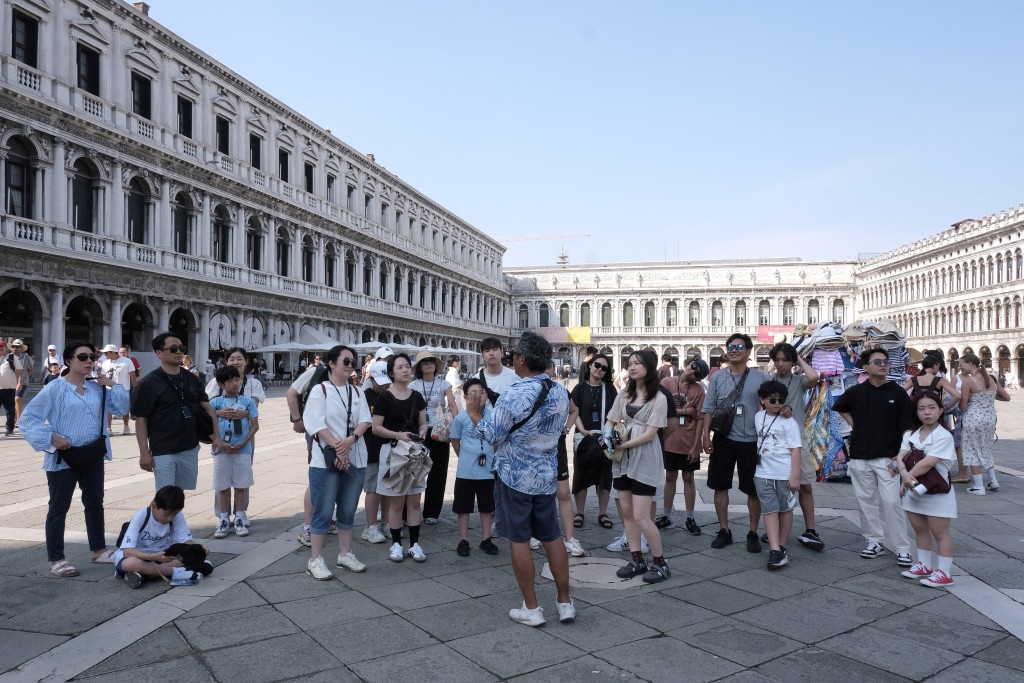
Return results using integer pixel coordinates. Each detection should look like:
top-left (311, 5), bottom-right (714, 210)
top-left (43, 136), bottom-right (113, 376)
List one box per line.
top-left (1017, 250), bottom-right (1023, 279)
top-left (988, 257), bottom-right (995, 285)
top-left (173, 192), bottom-right (195, 255)
top-left (363, 259), bottom-right (372, 296)
top-left (301, 235), bottom-right (315, 283)
top-left (783, 299), bottom-right (795, 325)
top-left (539, 303), bottom-right (550, 327)
top-left (244, 216), bottom-right (261, 269)
top-left (211, 205), bottom-right (231, 263)
top-left (379, 264), bottom-right (388, 299)
top-left (518, 304), bottom-right (529, 329)
top-left (345, 252), bottom-right (356, 291)
top-left (580, 302), bottom-right (591, 327)
top-left (71, 159), bottom-right (99, 233)
top-left (734, 300), bottom-right (746, 327)
top-left (601, 302), bottom-right (612, 327)
top-left (758, 300), bottom-right (770, 325)
top-left (324, 243), bottom-right (337, 288)
top-left (666, 301), bottom-right (678, 327)
top-left (997, 255), bottom-right (1004, 283)
top-left (971, 263), bottom-right (977, 288)
top-left (832, 298), bottom-right (845, 324)
top-left (5, 137), bottom-right (34, 218)
top-left (275, 227), bottom-right (290, 277)
top-left (711, 300), bottom-right (723, 327)
top-left (807, 299), bottom-right (819, 324)
top-left (559, 303), bottom-right (570, 327)
top-left (127, 178), bottom-right (151, 244)
top-left (643, 301), bottom-right (655, 327)
top-left (688, 301), bottom-right (700, 327)
top-left (622, 302), bottom-right (634, 328)
top-left (956, 266), bottom-right (962, 291)
top-left (393, 267), bottom-right (402, 303)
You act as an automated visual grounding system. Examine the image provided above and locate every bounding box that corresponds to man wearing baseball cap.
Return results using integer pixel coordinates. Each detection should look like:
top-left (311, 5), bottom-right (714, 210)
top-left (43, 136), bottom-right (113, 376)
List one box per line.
top-left (100, 344), bottom-right (135, 435)
top-left (40, 345), bottom-right (63, 382)
top-left (9, 339), bottom-right (31, 430)
top-left (0, 339), bottom-right (20, 436)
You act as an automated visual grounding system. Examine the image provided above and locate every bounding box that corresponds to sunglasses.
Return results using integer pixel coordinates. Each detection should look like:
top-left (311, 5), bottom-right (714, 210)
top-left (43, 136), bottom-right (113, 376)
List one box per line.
top-left (74, 353), bottom-right (101, 362)
top-left (868, 359), bottom-right (890, 367)
top-left (764, 398), bottom-right (785, 405)
top-left (161, 345), bottom-right (187, 354)
top-left (339, 358), bottom-right (354, 367)
top-left (591, 363), bottom-right (608, 371)
top-left (726, 344), bottom-right (747, 351)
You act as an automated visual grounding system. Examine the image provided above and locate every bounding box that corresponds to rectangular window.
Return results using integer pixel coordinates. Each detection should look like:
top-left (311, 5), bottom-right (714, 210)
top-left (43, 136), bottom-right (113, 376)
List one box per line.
top-left (278, 150), bottom-right (290, 183)
top-left (249, 134), bottom-right (262, 169)
top-left (246, 231), bottom-right (262, 270)
top-left (364, 194), bottom-right (372, 218)
top-left (326, 174), bottom-right (336, 202)
top-left (6, 160), bottom-right (31, 218)
top-left (173, 208), bottom-right (189, 254)
top-left (304, 162), bottom-right (314, 193)
top-left (76, 44), bottom-right (100, 95)
top-left (176, 96), bottom-right (193, 138)
top-left (215, 116), bottom-right (230, 155)
top-left (380, 203), bottom-right (389, 227)
top-left (346, 185), bottom-right (355, 211)
top-left (131, 72), bottom-right (152, 119)
top-left (395, 210), bottom-right (403, 234)
top-left (12, 10), bottom-right (39, 68)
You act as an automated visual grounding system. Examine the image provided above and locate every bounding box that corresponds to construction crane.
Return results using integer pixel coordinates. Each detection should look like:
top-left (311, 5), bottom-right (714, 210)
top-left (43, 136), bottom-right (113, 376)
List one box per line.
top-left (494, 232), bottom-right (590, 244)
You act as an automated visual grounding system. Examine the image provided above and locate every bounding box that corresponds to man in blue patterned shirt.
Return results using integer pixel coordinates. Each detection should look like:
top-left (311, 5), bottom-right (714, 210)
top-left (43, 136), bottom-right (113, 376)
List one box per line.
top-left (478, 331), bottom-right (574, 627)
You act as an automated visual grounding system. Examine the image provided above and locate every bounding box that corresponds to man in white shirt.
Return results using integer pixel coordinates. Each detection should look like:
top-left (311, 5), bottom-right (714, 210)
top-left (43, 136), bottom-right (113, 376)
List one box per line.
top-left (0, 339), bottom-right (22, 436)
top-left (477, 337), bottom-right (519, 407)
top-left (40, 344), bottom-right (63, 382)
top-left (100, 343), bottom-right (135, 435)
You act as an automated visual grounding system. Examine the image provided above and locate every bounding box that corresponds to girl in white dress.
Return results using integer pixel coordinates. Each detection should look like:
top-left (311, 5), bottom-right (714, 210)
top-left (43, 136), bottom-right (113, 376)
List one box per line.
top-left (897, 391), bottom-right (957, 588)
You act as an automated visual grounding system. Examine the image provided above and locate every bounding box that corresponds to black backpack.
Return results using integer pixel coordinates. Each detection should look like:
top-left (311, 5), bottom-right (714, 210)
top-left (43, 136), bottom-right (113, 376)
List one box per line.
top-left (116, 508), bottom-right (151, 548)
top-left (298, 365), bottom-right (330, 416)
top-left (477, 369), bottom-right (501, 405)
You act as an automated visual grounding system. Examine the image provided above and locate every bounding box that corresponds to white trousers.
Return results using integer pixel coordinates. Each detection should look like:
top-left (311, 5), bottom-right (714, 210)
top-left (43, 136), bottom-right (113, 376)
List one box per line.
top-left (848, 457), bottom-right (911, 554)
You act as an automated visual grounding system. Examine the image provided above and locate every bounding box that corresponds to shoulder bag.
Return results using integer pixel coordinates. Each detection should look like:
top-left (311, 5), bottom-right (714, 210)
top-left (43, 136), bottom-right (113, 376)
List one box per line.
top-left (574, 384), bottom-right (607, 470)
top-left (315, 383), bottom-right (353, 472)
top-left (709, 369), bottom-right (750, 436)
top-left (902, 444), bottom-right (951, 495)
top-left (160, 371), bottom-right (214, 444)
top-left (58, 384), bottom-right (108, 470)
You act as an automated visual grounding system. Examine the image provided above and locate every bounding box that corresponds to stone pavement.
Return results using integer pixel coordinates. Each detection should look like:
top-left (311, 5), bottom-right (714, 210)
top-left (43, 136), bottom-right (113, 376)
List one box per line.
top-left (2, 387), bottom-right (1024, 682)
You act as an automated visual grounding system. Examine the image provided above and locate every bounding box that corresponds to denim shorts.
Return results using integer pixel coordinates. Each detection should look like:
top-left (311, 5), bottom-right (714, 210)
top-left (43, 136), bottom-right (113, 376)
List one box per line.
top-left (493, 477), bottom-right (560, 544)
top-left (309, 465), bottom-right (366, 534)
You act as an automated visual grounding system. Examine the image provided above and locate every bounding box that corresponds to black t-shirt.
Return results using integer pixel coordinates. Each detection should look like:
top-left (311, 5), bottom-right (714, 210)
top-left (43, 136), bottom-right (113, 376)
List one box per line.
top-left (374, 390), bottom-right (427, 434)
top-left (570, 381), bottom-right (618, 431)
top-left (832, 380), bottom-right (913, 460)
top-left (131, 368), bottom-right (210, 456)
top-left (363, 387), bottom-right (387, 465)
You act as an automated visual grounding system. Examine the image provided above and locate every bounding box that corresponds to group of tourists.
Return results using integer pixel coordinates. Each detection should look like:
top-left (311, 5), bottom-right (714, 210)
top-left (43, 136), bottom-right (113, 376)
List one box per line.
top-left (13, 317), bottom-right (1010, 624)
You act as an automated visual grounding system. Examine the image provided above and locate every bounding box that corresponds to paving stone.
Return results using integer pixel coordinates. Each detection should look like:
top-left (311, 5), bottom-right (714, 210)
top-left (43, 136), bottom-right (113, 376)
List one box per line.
top-left (672, 551), bottom-right (755, 579)
top-left (957, 557), bottom-right (1024, 589)
top-left (401, 597), bottom-right (508, 641)
top-left (661, 580), bottom-right (771, 615)
top-left (913, 593), bottom-right (1002, 630)
top-left (407, 548), bottom-right (489, 578)
top-left (477, 584), bottom-right (561, 613)
top-left (768, 554), bottom-right (854, 585)
top-left (370, 577), bottom-right (473, 611)
top-left (74, 655), bottom-right (214, 682)
top-left (0, 629), bottom-right (68, 673)
top-left (176, 604), bottom-right (299, 650)
top-left (274, 590), bottom-right (391, 630)
top-left (872, 609), bottom-right (1006, 655)
top-left (926, 657), bottom-right (1024, 683)
top-left (974, 636), bottom-right (1024, 672)
top-left (331, 558), bottom-right (427, 590)
top-left (247, 550), bottom-right (314, 578)
top-left (816, 625), bottom-right (963, 679)
top-left (594, 635), bottom-right (744, 683)
top-left (600, 591), bottom-right (718, 631)
top-left (432, 566), bottom-right (517, 597)
top-left (310, 614), bottom-right (436, 663)
top-left (0, 575), bottom-right (161, 635)
top-left (201, 632), bottom-right (340, 683)
top-left (786, 586), bottom-right (902, 624)
top-left (835, 572), bottom-right (942, 607)
top-left (246, 571), bottom-right (347, 604)
top-left (713, 568), bottom-right (818, 599)
top-left (449, 624), bottom-right (585, 678)
top-left (276, 667), bottom-right (362, 683)
top-left (182, 582), bottom-right (268, 618)
top-left (713, 672), bottom-right (783, 683)
top-left (544, 604), bottom-right (658, 650)
top-left (506, 654), bottom-right (643, 682)
top-left (350, 643), bottom-right (497, 683)
top-left (666, 615), bottom-right (803, 666)
top-left (75, 625), bottom-right (191, 677)
top-left (754, 647), bottom-right (909, 683)
top-left (731, 598), bottom-right (862, 644)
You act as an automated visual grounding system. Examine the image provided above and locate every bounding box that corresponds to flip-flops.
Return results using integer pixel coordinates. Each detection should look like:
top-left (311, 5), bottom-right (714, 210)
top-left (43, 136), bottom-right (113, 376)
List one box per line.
top-left (50, 560), bottom-right (80, 577)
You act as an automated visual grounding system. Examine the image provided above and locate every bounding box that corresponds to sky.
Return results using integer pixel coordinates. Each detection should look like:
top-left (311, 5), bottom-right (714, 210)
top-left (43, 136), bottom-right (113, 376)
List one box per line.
top-left (153, 1), bottom-right (1024, 268)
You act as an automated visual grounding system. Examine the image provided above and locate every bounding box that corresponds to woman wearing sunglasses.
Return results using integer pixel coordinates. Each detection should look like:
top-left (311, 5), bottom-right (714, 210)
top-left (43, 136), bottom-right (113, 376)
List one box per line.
top-left (302, 345), bottom-right (372, 579)
top-left (19, 342), bottom-right (130, 578)
top-left (570, 353), bottom-right (617, 530)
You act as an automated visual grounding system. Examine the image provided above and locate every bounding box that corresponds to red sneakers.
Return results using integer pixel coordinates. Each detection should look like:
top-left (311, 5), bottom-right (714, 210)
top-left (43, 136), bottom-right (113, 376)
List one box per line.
top-left (920, 569), bottom-right (954, 588)
top-left (900, 562), bottom-right (932, 578)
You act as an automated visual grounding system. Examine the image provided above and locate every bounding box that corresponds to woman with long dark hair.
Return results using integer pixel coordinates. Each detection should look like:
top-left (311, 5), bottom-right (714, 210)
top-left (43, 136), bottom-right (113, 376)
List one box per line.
top-left (604, 349), bottom-right (670, 583)
top-left (302, 344), bottom-right (371, 579)
top-left (20, 342), bottom-right (130, 577)
top-left (571, 353), bottom-right (617, 530)
top-left (958, 353), bottom-right (1010, 495)
top-left (411, 351), bottom-right (459, 524)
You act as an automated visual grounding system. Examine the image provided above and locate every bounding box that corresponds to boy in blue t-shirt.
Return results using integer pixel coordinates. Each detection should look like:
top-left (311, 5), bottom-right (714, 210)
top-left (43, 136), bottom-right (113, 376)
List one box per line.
top-left (210, 366), bottom-right (259, 538)
top-left (449, 378), bottom-right (498, 557)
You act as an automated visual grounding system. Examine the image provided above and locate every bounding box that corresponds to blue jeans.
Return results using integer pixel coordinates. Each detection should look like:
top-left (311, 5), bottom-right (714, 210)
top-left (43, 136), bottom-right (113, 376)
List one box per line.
top-left (46, 461), bottom-right (106, 562)
top-left (308, 465), bottom-right (366, 535)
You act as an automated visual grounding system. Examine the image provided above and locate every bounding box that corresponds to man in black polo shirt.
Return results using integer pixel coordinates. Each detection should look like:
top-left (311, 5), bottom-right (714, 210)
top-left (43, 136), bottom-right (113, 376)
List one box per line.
top-left (833, 347), bottom-right (913, 567)
top-left (132, 332), bottom-right (225, 491)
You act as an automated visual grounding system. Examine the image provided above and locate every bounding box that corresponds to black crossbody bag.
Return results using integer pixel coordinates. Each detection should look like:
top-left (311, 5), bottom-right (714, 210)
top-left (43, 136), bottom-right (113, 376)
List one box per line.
top-left (59, 385), bottom-right (108, 470)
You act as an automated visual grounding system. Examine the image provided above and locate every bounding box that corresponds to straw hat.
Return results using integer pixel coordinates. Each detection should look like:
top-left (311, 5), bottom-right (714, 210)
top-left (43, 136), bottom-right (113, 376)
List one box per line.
top-left (413, 350), bottom-right (438, 368)
top-left (906, 348), bottom-right (925, 364)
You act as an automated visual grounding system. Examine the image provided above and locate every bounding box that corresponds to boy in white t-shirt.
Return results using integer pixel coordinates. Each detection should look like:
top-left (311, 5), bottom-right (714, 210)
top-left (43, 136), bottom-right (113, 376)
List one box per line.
top-left (753, 380), bottom-right (802, 571)
top-left (114, 485), bottom-right (210, 588)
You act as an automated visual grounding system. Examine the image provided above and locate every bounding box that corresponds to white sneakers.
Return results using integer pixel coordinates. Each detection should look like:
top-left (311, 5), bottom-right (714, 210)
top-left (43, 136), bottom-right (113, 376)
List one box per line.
top-left (509, 600), bottom-right (576, 626)
top-left (306, 555), bottom-right (332, 580)
top-left (122, 425), bottom-right (131, 435)
top-left (389, 542), bottom-right (404, 562)
top-left (336, 551), bottom-right (366, 573)
top-left (605, 531), bottom-right (648, 553)
top-left (556, 600), bottom-right (576, 623)
top-left (234, 518), bottom-right (249, 537)
top-left (407, 543), bottom-right (427, 563)
top-left (361, 524), bottom-right (387, 544)
top-left (529, 538), bottom-right (541, 550)
top-left (214, 519), bottom-right (230, 539)
top-left (563, 537), bottom-right (586, 557)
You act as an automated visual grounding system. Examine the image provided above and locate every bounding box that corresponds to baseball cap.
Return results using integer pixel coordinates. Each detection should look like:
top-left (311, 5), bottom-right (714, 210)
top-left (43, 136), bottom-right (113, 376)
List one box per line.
top-left (374, 346), bottom-right (395, 360)
top-left (101, 344), bottom-right (119, 353)
top-left (48, 344), bottom-right (56, 350)
top-left (369, 360), bottom-right (391, 386)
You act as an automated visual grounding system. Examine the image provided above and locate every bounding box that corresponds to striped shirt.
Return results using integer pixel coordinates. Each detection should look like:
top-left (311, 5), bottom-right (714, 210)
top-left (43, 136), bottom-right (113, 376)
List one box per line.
top-left (18, 378), bottom-right (131, 472)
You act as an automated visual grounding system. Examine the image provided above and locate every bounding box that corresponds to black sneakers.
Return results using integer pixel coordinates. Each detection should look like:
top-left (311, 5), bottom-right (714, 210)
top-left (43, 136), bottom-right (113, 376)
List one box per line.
top-left (479, 538), bottom-right (500, 556)
top-left (711, 529), bottom-right (733, 549)
top-left (616, 560), bottom-right (648, 578)
top-left (684, 518), bottom-right (702, 536)
top-left (746, 531), bottom-right (762, 554)
top-left (767, 547), bottom-right (789, 570)
top-left (456, 539), bottom-right (470, 557)
top-left (797, 529), bottom-right (824, 552)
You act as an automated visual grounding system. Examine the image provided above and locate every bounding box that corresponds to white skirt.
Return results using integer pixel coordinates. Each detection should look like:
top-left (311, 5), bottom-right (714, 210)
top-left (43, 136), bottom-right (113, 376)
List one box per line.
top-left (902, 488), bottom-right (957, 519)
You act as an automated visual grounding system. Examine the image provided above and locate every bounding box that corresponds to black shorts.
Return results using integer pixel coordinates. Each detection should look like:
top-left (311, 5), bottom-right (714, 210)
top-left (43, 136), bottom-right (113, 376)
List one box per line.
top-left (706, 435), bottom-right (757, 496)
top-left (557, 435), bottom-right (569, 482)
top-left (493, 477), bottom-right (560, 543)
top-left (452, 477), bottom-right (495, 514)
top-left (613, 475), bottom-right (658, 497)
top-left (664, 451), bottom-right (700, 473)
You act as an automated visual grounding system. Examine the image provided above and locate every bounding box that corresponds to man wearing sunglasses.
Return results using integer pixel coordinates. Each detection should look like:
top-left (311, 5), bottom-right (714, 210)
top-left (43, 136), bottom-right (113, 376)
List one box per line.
top-left (833, 347), bottom-right (914, 566)
top-left (131, 332), bottom-right (226, 490)
top-left (700, 334), bottom-right (770, 553)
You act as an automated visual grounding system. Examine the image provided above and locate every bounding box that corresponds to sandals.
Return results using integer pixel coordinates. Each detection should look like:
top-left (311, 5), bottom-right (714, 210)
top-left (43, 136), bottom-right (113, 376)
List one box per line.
top-left (598, 514), bottom-right (613, 529)
top-left (92, 550), bottom-right (116, 564)
top-left (50, 560), bottom-right (80, 578)
top-left (573, 513), bottom-right (585, 529)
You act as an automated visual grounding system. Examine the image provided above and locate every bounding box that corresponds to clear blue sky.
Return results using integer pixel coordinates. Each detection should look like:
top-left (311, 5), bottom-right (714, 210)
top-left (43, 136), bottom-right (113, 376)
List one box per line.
top-left (154, 1), bottom-right (1024, 268)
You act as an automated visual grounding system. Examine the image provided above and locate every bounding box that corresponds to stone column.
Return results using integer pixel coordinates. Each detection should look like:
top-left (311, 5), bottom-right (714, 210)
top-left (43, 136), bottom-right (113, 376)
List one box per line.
top-left (158, 298), bottom-right (170, 332)
top-left (106, 294), bottom-right (123, 346)
top-left (235, 310), bottom-right (245, 347)
top-left (51, 139), bottom-right (68, 227)
top-left (198, 305), bottom-right (211, 362)
top-left (199, 193), bottom-right (211, 259)
top-left (158, 178), bottom-right (172, 249)
top-left (49, 286), bottom-right (65, 350)
top-left (265, 216), bottom-right (277, 277)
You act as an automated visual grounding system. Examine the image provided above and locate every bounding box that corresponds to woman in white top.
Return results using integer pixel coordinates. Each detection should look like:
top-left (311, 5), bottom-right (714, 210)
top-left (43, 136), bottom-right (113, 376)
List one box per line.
top-left (445, 356), bottom-right (465, 412)
top-left (302, 344), bottom-right (372, 580)
top-left (410, 351), bottom-right (459, 524)
top-left (205, 346), bottom-right (265, 523)
top-left (897, 391), bottom-right (958, 588)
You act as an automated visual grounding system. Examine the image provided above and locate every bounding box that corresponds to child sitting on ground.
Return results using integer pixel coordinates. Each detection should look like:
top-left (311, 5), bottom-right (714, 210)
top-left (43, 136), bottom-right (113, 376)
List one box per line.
top-left (448, 378), bottom-right (500, 556)
top-left (754, 380), bottom-right (802, 570)
top-left (114, 485), bottom-right (211, 588)
top-left (210, 366), bottom-right (259, 538)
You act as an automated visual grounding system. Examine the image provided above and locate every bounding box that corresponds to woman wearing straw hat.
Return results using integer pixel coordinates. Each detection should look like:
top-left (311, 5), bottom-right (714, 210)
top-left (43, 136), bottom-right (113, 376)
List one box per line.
top-left (411, 350), bottom-right (459, 524)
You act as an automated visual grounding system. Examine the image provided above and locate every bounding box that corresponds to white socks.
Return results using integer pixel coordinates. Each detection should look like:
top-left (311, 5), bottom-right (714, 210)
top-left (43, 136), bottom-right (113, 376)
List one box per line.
top-left (916, 549), bottom-right (932, 569)
top-left (937, 555), bottom-right (953, 574)
top-left (971, 473), bottom-right (985, 489)
top-left (986, 467), bottom-right (999, 487)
